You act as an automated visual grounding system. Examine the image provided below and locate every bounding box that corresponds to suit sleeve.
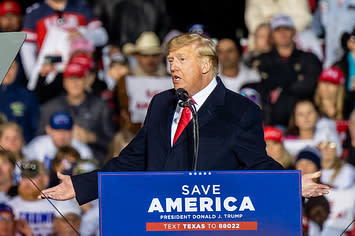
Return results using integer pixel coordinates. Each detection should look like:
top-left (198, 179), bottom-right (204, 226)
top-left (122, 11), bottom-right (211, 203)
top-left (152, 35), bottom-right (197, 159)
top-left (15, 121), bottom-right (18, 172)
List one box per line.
top-left (71, 96), bottom-right (156, 205)
top-left (233, 102), bottom-right (283, 170)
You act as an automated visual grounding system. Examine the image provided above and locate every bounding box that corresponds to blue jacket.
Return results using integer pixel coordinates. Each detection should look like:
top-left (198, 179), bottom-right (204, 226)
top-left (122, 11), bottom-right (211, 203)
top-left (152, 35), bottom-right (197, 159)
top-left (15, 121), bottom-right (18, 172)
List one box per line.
top-left (72, 78), bottom-right (283, 205)
top-left (0, 83), bottom-right (39, 142)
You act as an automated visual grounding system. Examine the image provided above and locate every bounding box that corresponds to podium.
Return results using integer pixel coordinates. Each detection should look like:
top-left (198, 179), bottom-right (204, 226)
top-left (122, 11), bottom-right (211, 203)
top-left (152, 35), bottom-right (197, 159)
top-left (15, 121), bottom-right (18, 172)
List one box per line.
top-left (99, 171), bottom-right (302, 236)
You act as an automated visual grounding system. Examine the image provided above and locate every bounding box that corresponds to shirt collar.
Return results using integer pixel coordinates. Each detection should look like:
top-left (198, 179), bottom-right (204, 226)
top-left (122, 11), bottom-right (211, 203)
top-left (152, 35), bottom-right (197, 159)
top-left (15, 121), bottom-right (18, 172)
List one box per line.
top-left (191, 77), bottom-right (218, 111)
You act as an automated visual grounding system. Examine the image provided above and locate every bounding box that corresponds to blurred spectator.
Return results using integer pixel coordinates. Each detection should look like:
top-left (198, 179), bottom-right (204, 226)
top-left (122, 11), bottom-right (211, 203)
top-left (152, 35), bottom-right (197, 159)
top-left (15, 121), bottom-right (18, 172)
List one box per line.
top-left (0, 150), bottom-right (17, 197)
top-left (102, 51), bottom-right (131, 130)
top-left (304, 196), bottom-right (331, 236)
top-left (0, 122), bottom-right (24, 183)
top-left (23, 111), bottom-right (92, 171)
top-left (52, 198), bottom-right (81, 236)
top-left (295, 146), bottom-right (321, 175)
top-left (254, 14), bottom-right (322, 127)
top-left (245, 0), bottom-right (312, 50)
top-left (243, 23), bottom-right (273, 68)
top-left (0, 203), bottom-right (33, 236)
top-left (216, 37), bottom-right (261, 92)
top-left (109, 0), bottom-right (170, 46)
top-left (8, 160), bottom-right (56, 236)
top-left (21, 0), bottom-right (108, 92)
top-left (284, 99), bottom-right (319, 155)
top-left (314, 66), bottom-right (345, 120)
top-left (317, 0), bottom-right (355, 68)
top-left (0, 60), bottom-right (39, 142)
top-left (49, 145), bottom-right (81, 188)
top-left (37, 62), bottom-right (114, 164)
top-left (33, 37), bottom-right (98, 104)
top-left (118, 31), bottom-right (167, 133)
top-left (128, 31), bottom-right (167, 77)
top-left (105, 129), bottom-right (135, 164)
top-left (335, 28), bottom-right (355, 118)
top-left (314, 118), bottom-right (355, 189)
top-left (264, 126), bottom-right (294, 169)
top-left (0, 0), bottom-right (22, 32)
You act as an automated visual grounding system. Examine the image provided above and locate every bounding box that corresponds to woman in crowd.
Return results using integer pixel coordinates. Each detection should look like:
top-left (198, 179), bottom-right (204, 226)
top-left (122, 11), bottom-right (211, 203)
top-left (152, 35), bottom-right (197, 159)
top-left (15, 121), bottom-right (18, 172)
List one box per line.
top-left (314, 119), bottom-right (355, 189)
top-left (284, 99), bottom-right (319, 156)
top-left (314, 66), bottom-right (346, 121)
top-left (0, 122), bottom-right (25, 183)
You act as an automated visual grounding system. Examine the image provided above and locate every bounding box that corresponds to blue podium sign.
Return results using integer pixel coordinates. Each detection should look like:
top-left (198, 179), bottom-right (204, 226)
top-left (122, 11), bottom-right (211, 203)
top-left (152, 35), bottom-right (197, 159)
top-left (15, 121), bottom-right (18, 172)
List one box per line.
top-left (99, 171), bottom-right (302, 236)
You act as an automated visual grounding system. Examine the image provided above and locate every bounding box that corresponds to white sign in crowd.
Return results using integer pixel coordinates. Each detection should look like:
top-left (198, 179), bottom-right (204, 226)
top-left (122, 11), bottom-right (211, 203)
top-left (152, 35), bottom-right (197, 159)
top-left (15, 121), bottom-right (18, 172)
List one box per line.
top-left (126, 76), bottom-right (173, 123)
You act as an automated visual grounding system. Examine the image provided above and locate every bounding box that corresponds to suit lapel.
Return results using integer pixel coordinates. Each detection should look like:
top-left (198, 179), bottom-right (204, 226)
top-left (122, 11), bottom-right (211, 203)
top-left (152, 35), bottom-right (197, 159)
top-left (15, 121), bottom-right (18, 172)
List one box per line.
top-left (197, 77), bottom-right (226, 128)
top-left (173, 78), bottom-right (227, 145)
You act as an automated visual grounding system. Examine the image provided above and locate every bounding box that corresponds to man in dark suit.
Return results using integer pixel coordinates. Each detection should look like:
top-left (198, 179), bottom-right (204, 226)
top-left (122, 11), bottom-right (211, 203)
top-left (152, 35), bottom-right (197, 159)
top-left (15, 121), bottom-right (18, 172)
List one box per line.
top-left (41, 33), bottom-right (329, 204)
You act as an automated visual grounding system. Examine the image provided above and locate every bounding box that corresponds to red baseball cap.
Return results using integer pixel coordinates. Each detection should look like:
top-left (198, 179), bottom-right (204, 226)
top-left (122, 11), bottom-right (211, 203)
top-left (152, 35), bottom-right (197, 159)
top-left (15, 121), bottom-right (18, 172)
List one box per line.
top-left (0, 1), bottom-right (21, 17)
top-left (318, 66), bottom-right (345, 85)
top-left (63, 62), bottom-right (88, 79)
top-left (264, 126), bottom-right (283, 143)
top-left (69, 53), bottom-right (94, 70)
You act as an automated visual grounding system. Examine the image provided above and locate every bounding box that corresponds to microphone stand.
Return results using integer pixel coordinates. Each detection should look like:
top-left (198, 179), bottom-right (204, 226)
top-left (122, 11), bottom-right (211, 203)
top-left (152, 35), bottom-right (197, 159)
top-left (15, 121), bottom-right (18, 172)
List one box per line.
top-left (179, 100), bottom-right (199, 171)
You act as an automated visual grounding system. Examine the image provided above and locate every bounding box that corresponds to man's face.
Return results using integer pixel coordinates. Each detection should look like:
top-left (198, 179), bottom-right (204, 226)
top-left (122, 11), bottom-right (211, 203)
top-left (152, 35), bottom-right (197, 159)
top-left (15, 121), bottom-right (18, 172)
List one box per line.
top-left (0, 13), bottom-right (21, 32)
top-left (216, 39), bottom-right (239, 70)
top-left (0, 212), bottom-right (15, 236)
top-left (272, 27), bottom-right (295, 47)
top-left (135, 54), bottom-right (161, 75)
top-left (63, 77), bottom-right (86, 98)
top-left (168, 44), bottom-right (207, 96)
top-left (18, 175), bottom-right (45, 201)
top-left (46, 127), bottom-right (72, 147)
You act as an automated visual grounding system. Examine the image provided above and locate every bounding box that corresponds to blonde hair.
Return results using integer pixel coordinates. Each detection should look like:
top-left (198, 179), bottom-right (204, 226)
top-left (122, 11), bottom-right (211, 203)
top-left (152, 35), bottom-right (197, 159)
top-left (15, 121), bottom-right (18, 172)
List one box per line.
top-left (0, 122), bottom-right (24, 143)
top-left (314, 84), bottom-right (345, 120)
top-left (166, 33), bottom-right (218, 76)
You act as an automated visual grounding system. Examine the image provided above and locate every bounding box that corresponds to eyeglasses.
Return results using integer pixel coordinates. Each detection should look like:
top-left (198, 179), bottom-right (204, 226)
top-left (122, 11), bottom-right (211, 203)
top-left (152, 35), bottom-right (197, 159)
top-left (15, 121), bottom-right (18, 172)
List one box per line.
top-left (318, 141), bottom-right (336, 149)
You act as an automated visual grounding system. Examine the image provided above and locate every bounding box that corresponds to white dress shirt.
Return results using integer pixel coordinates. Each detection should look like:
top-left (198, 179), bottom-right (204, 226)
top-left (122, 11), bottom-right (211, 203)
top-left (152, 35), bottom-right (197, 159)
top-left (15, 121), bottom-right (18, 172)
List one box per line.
top-left (171, 78), bottom-right (218, 146)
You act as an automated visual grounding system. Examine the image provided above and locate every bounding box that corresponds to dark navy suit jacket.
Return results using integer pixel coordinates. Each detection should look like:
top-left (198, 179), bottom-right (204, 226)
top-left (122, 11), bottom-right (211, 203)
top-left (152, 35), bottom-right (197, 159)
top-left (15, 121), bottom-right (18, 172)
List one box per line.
top-left (72, 78), bottom-right (283, 205)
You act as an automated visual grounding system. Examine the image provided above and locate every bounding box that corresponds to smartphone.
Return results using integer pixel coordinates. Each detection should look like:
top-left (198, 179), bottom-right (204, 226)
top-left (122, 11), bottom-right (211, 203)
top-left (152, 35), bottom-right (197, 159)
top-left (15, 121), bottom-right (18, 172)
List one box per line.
top-left (44, 55), bottom-right (62, 64)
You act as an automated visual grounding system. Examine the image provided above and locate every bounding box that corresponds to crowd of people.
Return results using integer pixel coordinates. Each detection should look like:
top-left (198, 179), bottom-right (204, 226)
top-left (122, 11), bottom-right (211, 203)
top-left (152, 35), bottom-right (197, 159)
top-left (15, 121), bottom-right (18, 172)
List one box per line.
top-left (0, 0), bottom-right (354, 235)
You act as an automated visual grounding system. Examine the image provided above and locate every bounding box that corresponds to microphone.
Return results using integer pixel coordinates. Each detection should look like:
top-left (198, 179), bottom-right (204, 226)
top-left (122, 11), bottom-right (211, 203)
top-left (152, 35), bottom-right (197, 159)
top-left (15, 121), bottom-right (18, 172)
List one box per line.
top-left (175, 88), bottom-right (194, 107)
top-left (175, 88), bottom-right (200, 171)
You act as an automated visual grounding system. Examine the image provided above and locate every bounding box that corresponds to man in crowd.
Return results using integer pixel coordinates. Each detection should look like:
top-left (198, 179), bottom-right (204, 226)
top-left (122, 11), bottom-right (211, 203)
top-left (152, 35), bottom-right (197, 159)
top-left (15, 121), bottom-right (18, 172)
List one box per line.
top-left (0, 0), bottom-right (22, 32)
top-left (216, 36), bottom-right (261, 92)
top-left (253, 14), bottom-right (322, 126)
top-left (130, 31), bottom-right (167, 77)
top-left (37, 61), bottom-right (114, 163)
top-left (41, 33), bottom-right (329, 205)
top-left (20, 0), bottom-right (108, 89)
top-left (23, 111), bottom-right (92, 171)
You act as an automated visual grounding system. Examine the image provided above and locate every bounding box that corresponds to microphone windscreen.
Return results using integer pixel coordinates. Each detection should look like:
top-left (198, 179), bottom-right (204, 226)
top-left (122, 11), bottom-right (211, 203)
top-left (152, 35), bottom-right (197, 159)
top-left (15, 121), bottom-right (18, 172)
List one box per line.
top-left (175, 88), bottom-right (189, 101)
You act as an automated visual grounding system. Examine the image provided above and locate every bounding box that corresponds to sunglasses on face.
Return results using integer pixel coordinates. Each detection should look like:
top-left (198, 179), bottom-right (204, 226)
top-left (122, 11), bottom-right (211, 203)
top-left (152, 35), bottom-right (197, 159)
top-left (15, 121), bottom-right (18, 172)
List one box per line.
top-left (318, 141), bottom-right (336, 149)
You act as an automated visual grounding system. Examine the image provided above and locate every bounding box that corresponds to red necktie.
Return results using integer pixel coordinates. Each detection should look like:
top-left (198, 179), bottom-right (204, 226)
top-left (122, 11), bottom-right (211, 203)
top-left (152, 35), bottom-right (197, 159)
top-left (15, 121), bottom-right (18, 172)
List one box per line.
top-left (173, 107), bottom-right (192, 144)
